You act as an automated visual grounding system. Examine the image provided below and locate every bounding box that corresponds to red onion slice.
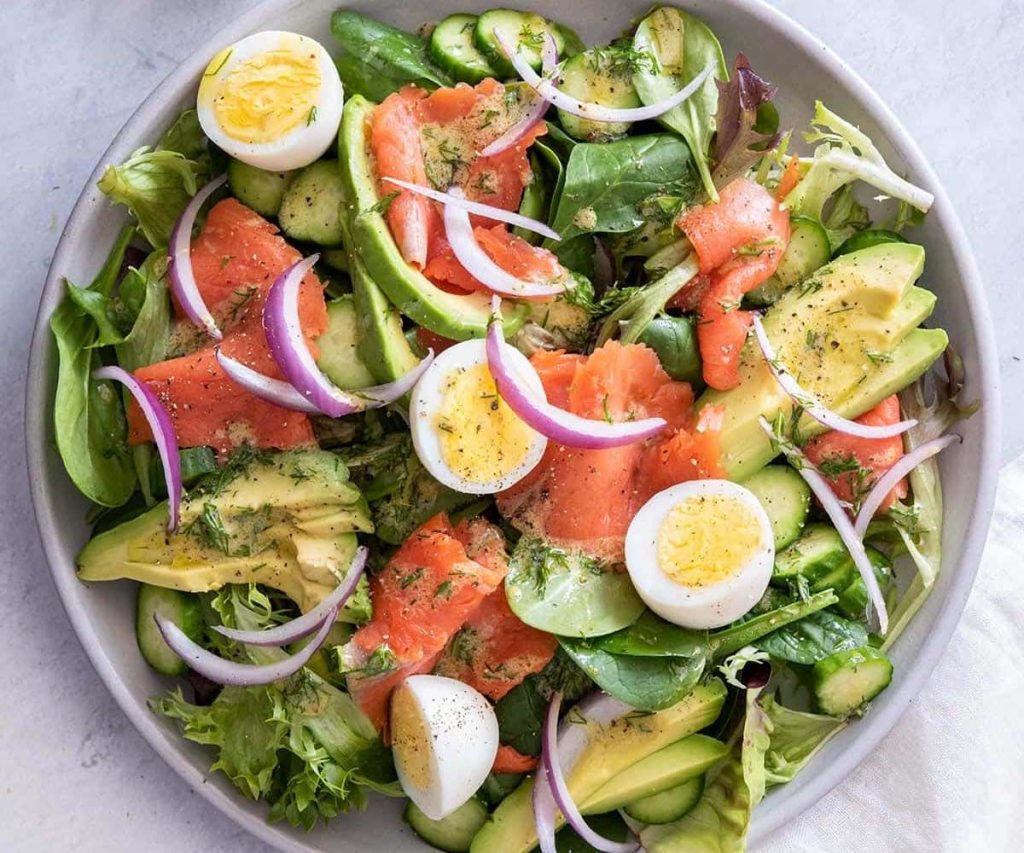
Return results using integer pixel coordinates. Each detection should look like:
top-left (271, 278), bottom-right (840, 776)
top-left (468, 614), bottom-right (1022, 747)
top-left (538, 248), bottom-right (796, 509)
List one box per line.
top-left (215, 349), bottom-right (321, 414)
top-left (168, 174), bottom-right (226, 340)
top-left (156, 602), bottom-right (338, 686)
top-left (853, 434), bottom-right (960, 537)
top-left (533, 764), bottom-right (559, 853)
top-left (480, 34), bottom-right (558, 157)
top-left (382, 177), bottom-right (562, 241)
top-left (759, 417), bottom-right (889, 634)
top-left (443, 189), bottom-right (566, 297)
top-left (541, 693), bottom-right (640, 853)
top-left (263, 255), bottom-right (435, 416)
top-left (753, 315), bottom-right (918, 439)
top-left (212, 547), bottom-right (367, 646)
top-left (487, 298), bottom-right (668, 448)
top-left (93, 366), bottom-right (181, 532)
top-left (497, 30), bottom-right (715, 123)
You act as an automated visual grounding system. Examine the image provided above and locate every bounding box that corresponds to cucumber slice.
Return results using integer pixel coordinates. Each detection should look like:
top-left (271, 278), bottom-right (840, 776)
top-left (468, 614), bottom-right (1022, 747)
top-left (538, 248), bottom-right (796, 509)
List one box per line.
top-left (474, 9), bottom-right (568, 77)
top-left (834, 228), bottom-right (908, 258)
top-left (835, 547), bottom-right (893, 618)
top-left (135, 585), bottom-right (203, 676)
top-left (322, 248), bottom-right (349, 273)
top-left (480, 772), bottom-right (524, 807)
top-left (772, 523), bottom-right (853, 589)
top-left (279, 160), bottom-right (346, 246)
top-left (623, 775), bottom-right (704, 825)
top-left (226, 159), bottom-right (296, 218)
top-left (743, 465), bottom-right (811, 549)
top-left (430, 14), bottom-right (499, 84)
top-left (813, 645), bottom-right (893, 716)
top-left (747, 216), bottom-right (831, 306)
top-left (555, 48), bottom-right (641, 142)
top-left (315, 296), bottom-right (377, 390)
top-left (404, 797), bottom-right (488, 853)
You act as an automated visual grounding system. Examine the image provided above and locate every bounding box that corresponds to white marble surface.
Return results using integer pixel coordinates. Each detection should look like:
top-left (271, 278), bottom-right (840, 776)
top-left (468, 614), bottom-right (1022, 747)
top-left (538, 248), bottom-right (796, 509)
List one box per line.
top-left (0, 1), bottom-right (1019, 850)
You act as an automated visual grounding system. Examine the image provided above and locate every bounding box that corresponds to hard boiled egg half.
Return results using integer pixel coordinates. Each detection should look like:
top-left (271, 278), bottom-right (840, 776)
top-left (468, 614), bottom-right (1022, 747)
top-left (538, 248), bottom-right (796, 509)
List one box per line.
top-left (197, 31), bottom-right (343, 171)
top-left (624, 480), bottom-right (775, 629)
top-left (391, 675), bottom-right (499, 820)
top-left (410, 339), bottom-right (547, 495)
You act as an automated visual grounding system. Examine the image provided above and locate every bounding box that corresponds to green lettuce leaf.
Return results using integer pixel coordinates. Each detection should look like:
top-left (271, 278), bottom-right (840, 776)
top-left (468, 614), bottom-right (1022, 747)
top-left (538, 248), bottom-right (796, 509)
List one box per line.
top-left (97, 109), bottom-right (211, 249)
top-left (153, 585), bottom-right (397, 829)
top-left (761, 694), bottom-right (846, 786)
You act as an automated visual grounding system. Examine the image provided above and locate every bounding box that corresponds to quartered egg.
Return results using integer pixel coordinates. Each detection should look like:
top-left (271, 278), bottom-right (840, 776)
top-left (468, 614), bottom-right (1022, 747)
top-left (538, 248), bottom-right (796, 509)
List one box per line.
top-left (410, 339), bottom-right (547, 495)
top-left (624, 480), bottom-right (775, 629)
top-left (391, 675), bottom-right (499, 820)
top-left (197, 31), bottom-right (343, 171)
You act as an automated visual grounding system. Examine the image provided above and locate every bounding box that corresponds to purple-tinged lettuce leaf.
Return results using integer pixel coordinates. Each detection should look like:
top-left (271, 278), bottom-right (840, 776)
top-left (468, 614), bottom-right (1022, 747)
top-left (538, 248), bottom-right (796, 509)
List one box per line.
top-left (711, 54), bottom-right (780, 188)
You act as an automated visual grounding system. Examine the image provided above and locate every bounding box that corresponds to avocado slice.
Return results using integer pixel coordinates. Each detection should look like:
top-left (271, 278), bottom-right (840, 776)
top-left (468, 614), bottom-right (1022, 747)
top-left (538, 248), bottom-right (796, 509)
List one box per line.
top-left (338, 95), bottom-right (524, 341)
top-left (77, 449), bottom-right (373, 620)
top-left (581, 734), bottom-right (728, 814)
top-left (332, 174), bottom-right (421, 385)
top-left (469, 680), bottom-right (726, 853)
top-left (699, 242), bottom-right (947, 481)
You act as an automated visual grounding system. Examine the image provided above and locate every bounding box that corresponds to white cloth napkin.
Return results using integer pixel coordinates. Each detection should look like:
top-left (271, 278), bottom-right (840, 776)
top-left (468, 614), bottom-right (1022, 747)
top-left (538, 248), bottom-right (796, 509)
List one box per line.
top-left (759, 453), bottom-right (1024, 852)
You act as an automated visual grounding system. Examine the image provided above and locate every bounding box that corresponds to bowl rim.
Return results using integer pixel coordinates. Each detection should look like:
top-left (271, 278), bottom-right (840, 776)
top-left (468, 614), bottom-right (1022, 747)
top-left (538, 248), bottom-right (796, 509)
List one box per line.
top-left (25, 0), bottom-right (1001, 849)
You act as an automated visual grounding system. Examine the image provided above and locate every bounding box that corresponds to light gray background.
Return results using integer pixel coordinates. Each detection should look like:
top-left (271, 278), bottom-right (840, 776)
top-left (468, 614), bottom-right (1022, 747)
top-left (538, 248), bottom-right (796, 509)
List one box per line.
top-left (1, 1), bottom-right (1019, 850)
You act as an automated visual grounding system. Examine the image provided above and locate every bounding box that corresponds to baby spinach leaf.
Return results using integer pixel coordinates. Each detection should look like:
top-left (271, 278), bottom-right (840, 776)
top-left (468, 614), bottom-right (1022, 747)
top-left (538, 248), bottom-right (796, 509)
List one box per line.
top-left (494, 678), bottom-right (547, 756)
top-left (505, 538), bottom-right (645, 638)
top-left (330, 11), bottom-right (451, 92)
top-left (556, 812), bottom-right (631, 852)
top-left (594, 609), bottom-right (707, 658)
top-left (548, 134), bottom-right (697, 244)
top-left (559, 638), bottom-right (706, 711)
top-left (753, 609), bottom-right (869, 665)
top-left (335, 54), bottom-right (408, 103)
top-left (51, 228), bottom-right (140, 507)
top-left (633, 6), bottom-right (729, 202)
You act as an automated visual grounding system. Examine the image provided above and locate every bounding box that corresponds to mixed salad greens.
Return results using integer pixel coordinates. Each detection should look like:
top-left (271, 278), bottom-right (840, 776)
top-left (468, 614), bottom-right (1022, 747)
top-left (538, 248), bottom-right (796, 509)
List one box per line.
top-left (51, 5), bottom-right (978, 851)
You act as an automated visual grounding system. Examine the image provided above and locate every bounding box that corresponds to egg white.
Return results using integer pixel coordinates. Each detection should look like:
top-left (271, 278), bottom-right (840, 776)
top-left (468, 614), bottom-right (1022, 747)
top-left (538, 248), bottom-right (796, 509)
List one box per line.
top-left (391, 675), bottom-right (499, 820)
top-left (197, 31), bottom-right (343, 172)
top-left (624, 479), bottom-right (775, 629)
top-left (410, 339), bottom-right (548, 495)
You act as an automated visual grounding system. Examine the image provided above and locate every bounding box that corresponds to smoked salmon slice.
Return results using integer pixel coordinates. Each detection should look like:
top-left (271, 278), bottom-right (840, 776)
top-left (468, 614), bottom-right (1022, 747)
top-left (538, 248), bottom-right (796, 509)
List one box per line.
top-left (497, 342), bottom-right (724, 563)
top-left (370, 81), bottom-right (562, 295)
top-left (804, 395), bottom-right (909, 512)
top-left (346, 513), bottom-right (509, 732)
top-left (675, 178), bottom-right (791, 391)
top-left (127, 198), bottom-right (327, 455)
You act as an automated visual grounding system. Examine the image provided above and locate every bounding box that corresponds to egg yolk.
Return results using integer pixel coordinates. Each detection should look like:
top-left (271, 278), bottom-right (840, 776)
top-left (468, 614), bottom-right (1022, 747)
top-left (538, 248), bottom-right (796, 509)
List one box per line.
top-left (435, 363), bottom-right (534, 486)
top-left (201, 38), bottom-right (321, 144)
top-left (657, 494), bottom-right (763, 588)
top-left (391, 686), bottom-right (434, 790)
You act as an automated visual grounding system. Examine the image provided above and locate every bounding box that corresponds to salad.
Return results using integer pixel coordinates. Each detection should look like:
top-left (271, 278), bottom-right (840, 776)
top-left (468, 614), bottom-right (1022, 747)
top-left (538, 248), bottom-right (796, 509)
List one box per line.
top-left (50, 6), bottom-right (978, 851)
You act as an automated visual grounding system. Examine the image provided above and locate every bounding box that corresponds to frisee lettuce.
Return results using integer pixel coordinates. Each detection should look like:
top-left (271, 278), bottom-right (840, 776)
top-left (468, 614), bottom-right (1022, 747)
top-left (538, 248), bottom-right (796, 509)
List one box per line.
top-left (152, 585), bottom-right (398, 829)
top-left (784, 101), bottom-right (933, 228)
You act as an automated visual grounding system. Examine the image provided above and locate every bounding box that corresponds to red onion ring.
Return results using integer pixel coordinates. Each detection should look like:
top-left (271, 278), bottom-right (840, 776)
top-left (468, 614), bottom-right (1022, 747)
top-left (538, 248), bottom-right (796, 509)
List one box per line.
top-left (853, 434), bottom-right (960, 537)
top-left (497, 30), bottom-right (716, 123)
top-left (93, 366), bottom-right (181, 532)
top-left (486, 298), bottom-right (668, 448)
top-left (215, 348), bottom-right (321, 414)
top-left (168, 174), bottom-right (226, 340)
top-left (759, 417), bottom-right (889, 634)
top-left (480, 34), bottom-right (558, 157)
top-left (443, 189), bottom-right (566, 297)
top-left (263, 255), bottom-right (435, 416)
top-left (155, 602), bottom-right (339, 686)
top-left (382, 176), bottom-right (562, 241)
top-left (540, 692), bottom-right (640, 853)
top-left (212, 547), bottom-right (367, 646)
top-left (753, 315), bottom-right (918, 439)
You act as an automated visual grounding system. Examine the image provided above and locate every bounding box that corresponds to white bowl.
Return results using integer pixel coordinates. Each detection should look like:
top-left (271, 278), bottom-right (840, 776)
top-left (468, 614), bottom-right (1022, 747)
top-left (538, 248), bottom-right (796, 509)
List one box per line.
top-left (25, 1), bottom-right (1002, 850)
